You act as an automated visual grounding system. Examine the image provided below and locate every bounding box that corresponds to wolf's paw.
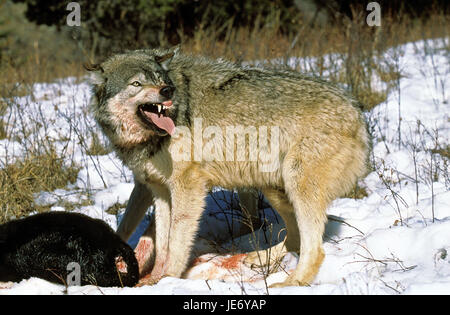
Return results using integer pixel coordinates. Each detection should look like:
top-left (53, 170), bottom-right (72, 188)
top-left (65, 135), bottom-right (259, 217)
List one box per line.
top-left (269, 271), bottom-right (312, 288)
top-left (269, 279), bottom-right (310, 288)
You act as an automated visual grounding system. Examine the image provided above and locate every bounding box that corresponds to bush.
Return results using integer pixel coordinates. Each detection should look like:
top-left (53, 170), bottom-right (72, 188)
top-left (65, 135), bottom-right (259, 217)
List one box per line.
top-left (11, 0), bottom-right (301, 57)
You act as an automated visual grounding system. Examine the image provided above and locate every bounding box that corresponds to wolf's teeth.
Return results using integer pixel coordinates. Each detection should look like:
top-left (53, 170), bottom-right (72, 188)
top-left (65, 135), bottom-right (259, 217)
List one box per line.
top-left (157, 105), bottom-right (162, 113)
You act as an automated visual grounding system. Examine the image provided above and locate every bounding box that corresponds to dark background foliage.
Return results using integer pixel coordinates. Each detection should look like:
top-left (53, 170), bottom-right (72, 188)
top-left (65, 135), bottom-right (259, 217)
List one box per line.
top-left (7, 0), bottom-right (450, 58)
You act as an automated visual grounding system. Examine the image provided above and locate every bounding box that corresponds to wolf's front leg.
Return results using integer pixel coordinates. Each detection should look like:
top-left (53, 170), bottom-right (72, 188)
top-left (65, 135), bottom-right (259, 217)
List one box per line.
top-left (164, 171), bottom-right (208, 278)
top-left (117, 180), bottom-right (154, 242)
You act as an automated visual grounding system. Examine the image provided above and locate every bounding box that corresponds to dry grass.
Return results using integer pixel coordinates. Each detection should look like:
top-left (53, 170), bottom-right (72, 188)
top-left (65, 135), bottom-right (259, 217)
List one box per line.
top-left (0, 148), bottom-right (80, 223)
top-left (0, 55), bottom-right (85, 98)
top-left (343, 183), bottom-right (370, 200)
top-left (86, 132), bottom-right (111, 156)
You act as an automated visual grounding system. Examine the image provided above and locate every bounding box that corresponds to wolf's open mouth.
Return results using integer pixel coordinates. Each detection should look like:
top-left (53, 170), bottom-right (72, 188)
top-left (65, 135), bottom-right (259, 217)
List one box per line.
top-left (138, 100), bottom-right (175, 136)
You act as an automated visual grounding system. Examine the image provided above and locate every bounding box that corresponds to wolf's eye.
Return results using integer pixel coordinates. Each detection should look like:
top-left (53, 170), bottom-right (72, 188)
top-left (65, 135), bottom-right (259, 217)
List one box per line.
top-left (131, 81), bottom-right (142, 87)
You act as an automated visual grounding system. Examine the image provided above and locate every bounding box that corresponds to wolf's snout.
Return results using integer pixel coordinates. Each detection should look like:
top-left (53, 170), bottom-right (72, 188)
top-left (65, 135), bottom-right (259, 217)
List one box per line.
top-left (159, 86), bottom-right (175, 99)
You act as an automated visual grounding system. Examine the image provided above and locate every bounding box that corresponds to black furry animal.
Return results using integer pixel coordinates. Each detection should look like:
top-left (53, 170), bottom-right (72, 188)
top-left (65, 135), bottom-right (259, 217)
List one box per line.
top-left (0, 212), bottom-right (139, 287)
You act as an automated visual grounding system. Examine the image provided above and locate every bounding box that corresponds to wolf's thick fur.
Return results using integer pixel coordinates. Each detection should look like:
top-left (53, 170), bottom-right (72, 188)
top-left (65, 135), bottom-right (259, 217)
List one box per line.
top-left (89, 48), bottom-right (369, 287)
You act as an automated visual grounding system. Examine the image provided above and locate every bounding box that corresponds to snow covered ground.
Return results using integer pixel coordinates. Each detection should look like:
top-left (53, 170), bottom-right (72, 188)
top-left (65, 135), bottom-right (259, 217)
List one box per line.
top-left (0, 39), bottom-right (449, 295)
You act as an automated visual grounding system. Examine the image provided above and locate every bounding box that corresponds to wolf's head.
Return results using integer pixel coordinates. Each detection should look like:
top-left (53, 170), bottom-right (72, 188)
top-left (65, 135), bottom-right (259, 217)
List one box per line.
top-left (88, 48), bottom-right (179, 148)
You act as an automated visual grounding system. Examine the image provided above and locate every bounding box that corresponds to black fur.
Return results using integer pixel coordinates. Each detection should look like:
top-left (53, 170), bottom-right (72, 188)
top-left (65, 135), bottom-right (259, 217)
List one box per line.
top-left (0, 212), bottom-right (138, 287)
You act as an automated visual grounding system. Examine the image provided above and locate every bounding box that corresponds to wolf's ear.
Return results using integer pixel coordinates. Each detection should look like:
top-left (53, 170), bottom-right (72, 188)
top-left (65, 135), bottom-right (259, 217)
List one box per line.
top-left (84, 62), bottom-right (106, 86)
top-left (155, 46), bottom-right (180, 70)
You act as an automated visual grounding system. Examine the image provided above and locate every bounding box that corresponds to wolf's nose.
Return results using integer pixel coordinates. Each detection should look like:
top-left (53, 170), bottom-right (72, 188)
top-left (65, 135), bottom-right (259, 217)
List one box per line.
top-left (160, 86), bottom-right (175, 99)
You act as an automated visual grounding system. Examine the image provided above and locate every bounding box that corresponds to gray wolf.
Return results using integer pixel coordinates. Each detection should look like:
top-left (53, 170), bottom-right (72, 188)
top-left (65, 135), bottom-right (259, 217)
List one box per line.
top-left (88, 47), bottom-right (369, 287)
top-left (0, 212), bottom-right (139, 287)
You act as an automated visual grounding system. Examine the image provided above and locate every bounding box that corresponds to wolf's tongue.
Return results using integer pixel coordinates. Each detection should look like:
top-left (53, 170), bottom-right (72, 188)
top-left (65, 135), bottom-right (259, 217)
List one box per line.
top-left (148, 112), bottom-right (175, 136)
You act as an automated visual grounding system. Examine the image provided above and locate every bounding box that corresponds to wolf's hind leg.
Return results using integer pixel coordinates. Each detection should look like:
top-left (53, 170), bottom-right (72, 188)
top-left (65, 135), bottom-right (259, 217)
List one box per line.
top-left (271, 142), bottom-right (347, 287)
top-left (244, 188), bottom-right (299, 268)
top-left (270, 194), bottom-right (326, 287)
